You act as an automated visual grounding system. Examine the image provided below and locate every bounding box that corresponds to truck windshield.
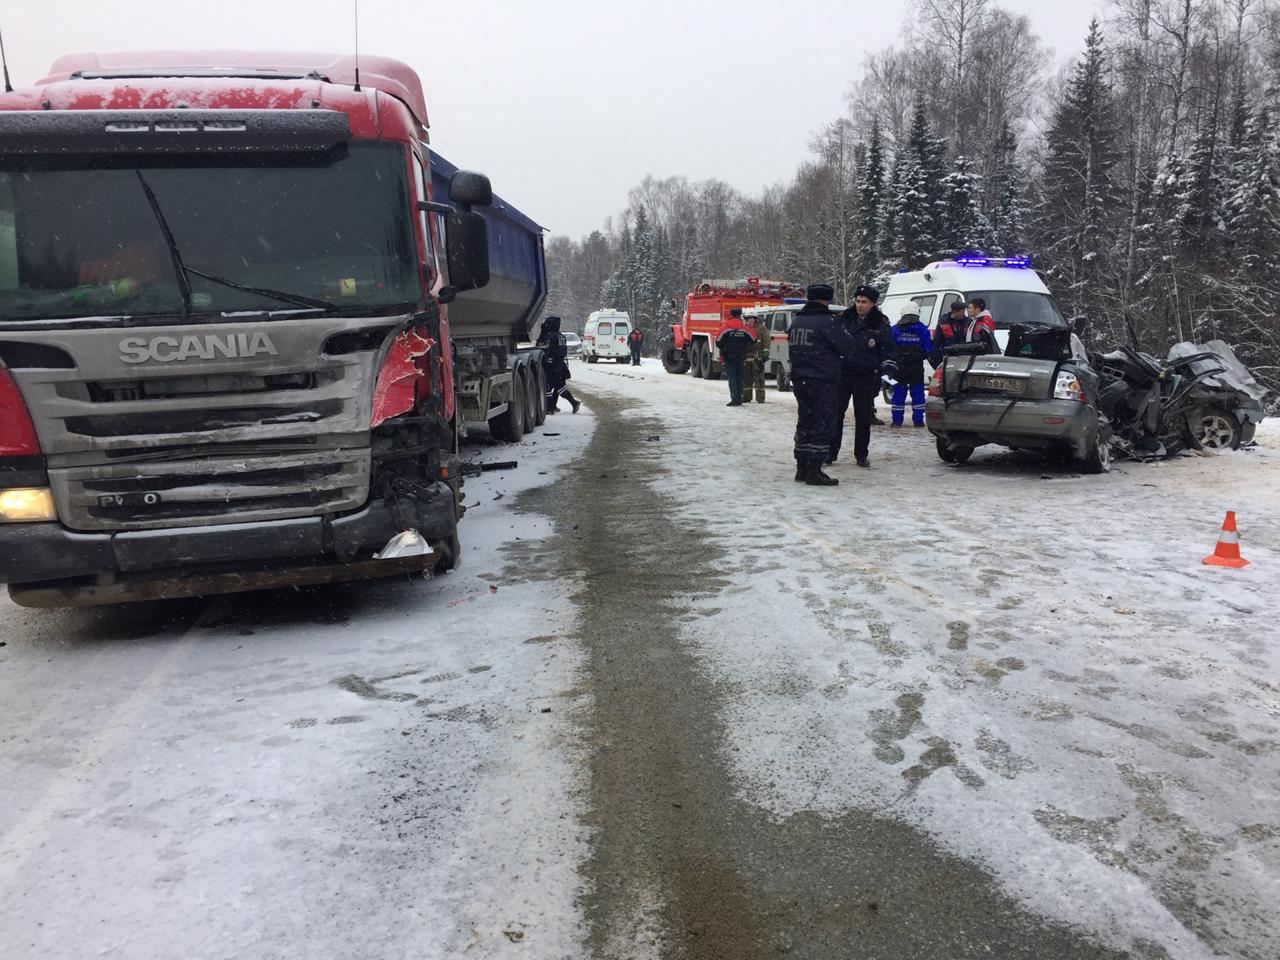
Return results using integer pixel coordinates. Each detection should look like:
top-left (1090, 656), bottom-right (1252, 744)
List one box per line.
top-left (0, 142), bottom-right (420, 321)
top-left (965, 291), bottom-right (1066, 329)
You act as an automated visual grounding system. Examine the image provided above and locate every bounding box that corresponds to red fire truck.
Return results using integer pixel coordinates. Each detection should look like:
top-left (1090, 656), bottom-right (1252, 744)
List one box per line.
top-left (660, 277), bottom-right (804, 379)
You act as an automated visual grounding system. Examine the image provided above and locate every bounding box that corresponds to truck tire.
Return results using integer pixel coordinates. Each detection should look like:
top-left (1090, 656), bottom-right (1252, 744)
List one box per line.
top-left (490, 377), bottom-right (525, 442)
top-left (774, 363), bottom-right (792, 392)
top-left (691, 342), bottom-right (705, 379)
top-left (531, 364), bottom-right (547, 427)
top-left (705, 353), bottom-right (722, 380)
top-left (662, 346), bottom-right (690, 374)
top-left (437, 487), bottom-right (462, 572)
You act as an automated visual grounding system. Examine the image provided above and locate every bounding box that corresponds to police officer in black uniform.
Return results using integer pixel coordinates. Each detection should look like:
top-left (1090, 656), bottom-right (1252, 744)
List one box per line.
top-left (833, 285), bottom-right (897, 467)
top-left (788, 284), bottom-right (862, 486)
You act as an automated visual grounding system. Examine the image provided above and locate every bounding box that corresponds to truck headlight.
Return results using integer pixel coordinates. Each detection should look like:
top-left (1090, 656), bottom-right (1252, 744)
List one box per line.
top-left (0, 487), bottom-right (58, 523)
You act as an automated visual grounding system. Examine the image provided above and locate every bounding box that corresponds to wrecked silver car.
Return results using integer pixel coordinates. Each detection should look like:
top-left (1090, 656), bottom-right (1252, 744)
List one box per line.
top-left (926, 322), bottom-right (1113, 473)
top-left (1094, 339), bottom-right (1268, 458)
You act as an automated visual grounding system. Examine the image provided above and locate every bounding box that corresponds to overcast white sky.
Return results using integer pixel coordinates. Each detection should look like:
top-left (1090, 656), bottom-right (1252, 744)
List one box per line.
top-left (3, 1), bottom-right (1101, 238)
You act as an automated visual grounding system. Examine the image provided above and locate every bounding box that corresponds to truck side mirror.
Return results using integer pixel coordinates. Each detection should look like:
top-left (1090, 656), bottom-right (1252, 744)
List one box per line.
top-left (449, 170), bottom-right (493, 209)
top-left (445, 210), bottom-right (490, 293)
top-left (1070, 315), bottom-right (1088, 337)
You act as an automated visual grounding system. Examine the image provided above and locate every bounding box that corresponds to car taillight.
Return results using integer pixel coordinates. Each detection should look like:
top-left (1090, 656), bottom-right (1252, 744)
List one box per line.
top-left (0, 368), bottom-right (40, 457)
top-left (1053, 371), bottom-right (1087, 402)
top-left (927, 368), bottom-right (944, 397)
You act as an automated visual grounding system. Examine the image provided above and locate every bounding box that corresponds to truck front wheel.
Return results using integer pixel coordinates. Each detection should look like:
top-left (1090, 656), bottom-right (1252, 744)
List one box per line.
top-left (662, 346), bottom-right (690, 374)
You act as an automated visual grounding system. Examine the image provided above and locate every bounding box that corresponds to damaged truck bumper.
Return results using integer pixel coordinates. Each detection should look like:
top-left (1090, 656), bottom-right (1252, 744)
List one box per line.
top-left (0, 488), bottom-right (456, 608)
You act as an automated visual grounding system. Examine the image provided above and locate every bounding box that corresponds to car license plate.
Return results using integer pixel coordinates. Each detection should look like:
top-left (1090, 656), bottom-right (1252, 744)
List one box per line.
top-left (974, 375), bottom-right (1020, 392)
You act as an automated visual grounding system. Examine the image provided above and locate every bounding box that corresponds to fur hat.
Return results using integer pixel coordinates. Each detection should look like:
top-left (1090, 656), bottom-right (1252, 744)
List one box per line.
top-left (806, 283), bottom-right (835, 302)
top-left (854, 284), bottom-right (880, 303)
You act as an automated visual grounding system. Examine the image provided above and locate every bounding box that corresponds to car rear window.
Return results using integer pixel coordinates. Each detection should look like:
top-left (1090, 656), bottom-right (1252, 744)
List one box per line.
top-left (597, 322), bottom-right (613, 336)
top-left (615, 323), bottom-right (630, 335)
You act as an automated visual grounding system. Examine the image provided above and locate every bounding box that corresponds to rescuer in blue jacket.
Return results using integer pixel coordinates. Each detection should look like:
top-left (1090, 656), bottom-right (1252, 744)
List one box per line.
top-left (890, 301), bottom-right (933, 427)
top-left (788, 284), bottom-right (862, 486)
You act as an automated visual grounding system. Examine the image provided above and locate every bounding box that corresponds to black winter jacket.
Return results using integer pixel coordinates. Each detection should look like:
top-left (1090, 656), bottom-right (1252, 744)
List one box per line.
top-left (836, 307), bottom-right (897, 381)
top-left (787, 301), bottom-right (862, 381)
top-left (716, 325), bottom-right (755, 365)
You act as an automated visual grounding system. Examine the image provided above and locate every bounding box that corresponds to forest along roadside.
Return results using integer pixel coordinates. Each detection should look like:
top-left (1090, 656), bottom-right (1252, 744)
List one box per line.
top-left (524, 385), bottom-right (1133, 960)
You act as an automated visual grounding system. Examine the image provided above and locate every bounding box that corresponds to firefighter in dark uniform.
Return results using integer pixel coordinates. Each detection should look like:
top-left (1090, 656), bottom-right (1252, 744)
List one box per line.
top-left (745, 311), bottom-right (770, 403)
top-left (788, 284), bottom-right (862, 486)
top-left (832, 285), bottom-right (896, 466)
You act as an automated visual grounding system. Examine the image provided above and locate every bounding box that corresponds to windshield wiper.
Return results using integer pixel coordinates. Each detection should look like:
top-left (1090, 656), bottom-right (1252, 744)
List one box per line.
top-left (182, 266), bottom-right (337, 312)
top-left (135, 170), bottom-right (194, 317)
top-left (134, 170), bottom-right (338, 317)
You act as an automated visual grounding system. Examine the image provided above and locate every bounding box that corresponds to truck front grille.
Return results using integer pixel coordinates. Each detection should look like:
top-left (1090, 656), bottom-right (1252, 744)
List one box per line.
top-left (49, 449), bottom-right (371, 531)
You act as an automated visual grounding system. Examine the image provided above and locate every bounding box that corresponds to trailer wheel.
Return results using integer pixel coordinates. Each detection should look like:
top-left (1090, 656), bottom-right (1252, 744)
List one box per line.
top-left (531, 363), bottom-right (547, 427)
top-left (490, 376), bottom-right (526, 442)
top-left (662, 345), bottom-right (690, 374)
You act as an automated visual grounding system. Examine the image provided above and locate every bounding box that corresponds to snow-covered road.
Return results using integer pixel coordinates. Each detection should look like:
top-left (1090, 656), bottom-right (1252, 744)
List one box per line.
top-left (1, 357), bottom-right (1276, 960)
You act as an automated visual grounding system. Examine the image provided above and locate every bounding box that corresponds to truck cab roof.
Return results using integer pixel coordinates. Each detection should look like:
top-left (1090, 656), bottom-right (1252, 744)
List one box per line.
top-left (34, 51), bottom-right (430, 129)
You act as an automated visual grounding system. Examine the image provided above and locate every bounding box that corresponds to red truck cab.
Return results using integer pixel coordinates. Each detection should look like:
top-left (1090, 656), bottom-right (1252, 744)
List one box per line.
top-left (0, 52), bottom-right (496, 606)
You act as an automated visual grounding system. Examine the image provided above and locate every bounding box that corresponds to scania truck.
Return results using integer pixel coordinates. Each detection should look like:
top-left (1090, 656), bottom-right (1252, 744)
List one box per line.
top-left (0, 51), bottom-right (549, 607)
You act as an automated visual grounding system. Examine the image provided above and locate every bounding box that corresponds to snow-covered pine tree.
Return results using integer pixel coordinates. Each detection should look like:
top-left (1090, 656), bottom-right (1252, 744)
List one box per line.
top-left (988, 120), bottom-right (1028, 255)
top-left (855, 119), bottom-right (886, 280)
top-left (1224, 107), bottom-right (1280, 284)
top-left (938, 155), bottom-right (991, 255)
top-left (1037, 18), bottom-right (1121, 327)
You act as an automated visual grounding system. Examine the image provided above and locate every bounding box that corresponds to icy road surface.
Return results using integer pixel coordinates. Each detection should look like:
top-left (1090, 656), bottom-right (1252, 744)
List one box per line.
top-left (1, 357), bottom-right (1277, 960)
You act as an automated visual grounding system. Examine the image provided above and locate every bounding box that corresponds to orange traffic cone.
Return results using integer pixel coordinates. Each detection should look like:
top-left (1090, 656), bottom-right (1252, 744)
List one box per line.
top-left (1202, 511), bottom-right (1250, 568)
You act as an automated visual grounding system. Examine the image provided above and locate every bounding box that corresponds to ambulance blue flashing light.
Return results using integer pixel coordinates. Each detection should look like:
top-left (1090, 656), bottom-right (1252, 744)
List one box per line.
top-left (783, 297), bottom-right (805, 304)
top-left (953, 251), bottom-right (1033, 269)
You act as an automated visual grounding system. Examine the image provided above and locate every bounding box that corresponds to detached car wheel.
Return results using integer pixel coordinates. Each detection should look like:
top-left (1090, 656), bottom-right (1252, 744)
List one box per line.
top-left (1196, 406), bottom-right (1242, 450)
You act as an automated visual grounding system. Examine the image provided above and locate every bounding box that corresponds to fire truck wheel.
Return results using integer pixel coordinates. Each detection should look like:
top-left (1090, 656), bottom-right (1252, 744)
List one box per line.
top-left (691, 342), bottom-right (705, 378)
top-left (705, 353), bottom-right (722, 380)
top-left (662, 345), bottom-right (690, 374)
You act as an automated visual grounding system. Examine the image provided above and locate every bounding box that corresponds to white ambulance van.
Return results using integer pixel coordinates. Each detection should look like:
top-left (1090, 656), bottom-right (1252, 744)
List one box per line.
top-left (879, 255), bottom-right (1070, 352)
top-left (582, 310), bottom-right (633, 363)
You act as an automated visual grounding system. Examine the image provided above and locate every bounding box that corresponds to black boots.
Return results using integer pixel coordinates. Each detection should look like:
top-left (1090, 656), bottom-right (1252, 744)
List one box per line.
top-left (571, 398), bottom-right (581, 414)
top-left (804, 463), bottom-right (839, 486)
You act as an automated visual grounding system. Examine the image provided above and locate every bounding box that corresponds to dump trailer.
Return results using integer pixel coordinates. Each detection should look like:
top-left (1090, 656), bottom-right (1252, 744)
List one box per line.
top-left (0, 51), bottom-right (547, 607)
top-left (430, 152), bottom-right (549, 442)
